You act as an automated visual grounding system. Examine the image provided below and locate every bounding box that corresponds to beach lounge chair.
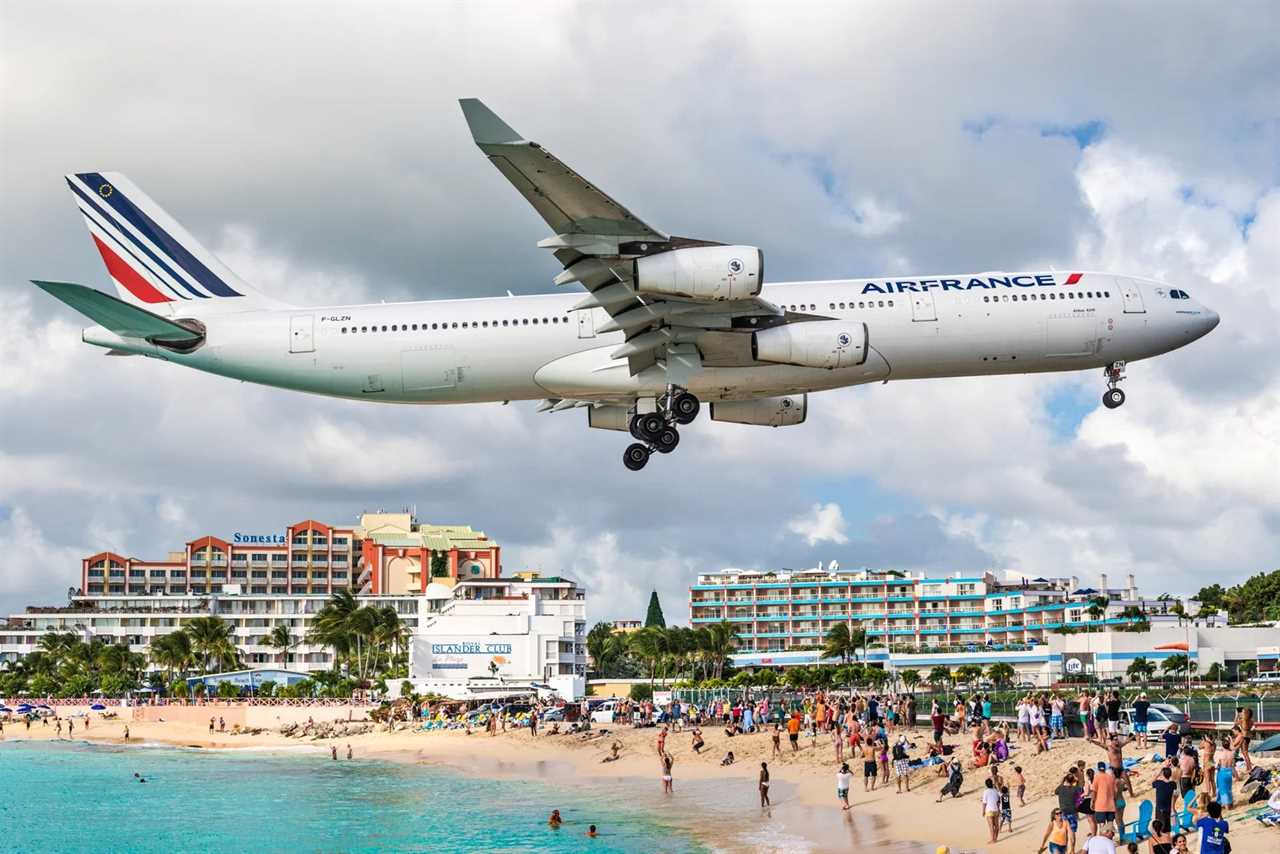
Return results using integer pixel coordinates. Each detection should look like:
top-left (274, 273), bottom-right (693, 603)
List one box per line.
top-left (1120, 800), bottom-right (1153, 844)
top-left (1175, 789), bottom-right (1197, 831)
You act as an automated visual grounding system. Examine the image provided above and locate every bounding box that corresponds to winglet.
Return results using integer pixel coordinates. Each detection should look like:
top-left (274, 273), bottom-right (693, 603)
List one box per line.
top-left (459, 99), bottom-right (524, 145)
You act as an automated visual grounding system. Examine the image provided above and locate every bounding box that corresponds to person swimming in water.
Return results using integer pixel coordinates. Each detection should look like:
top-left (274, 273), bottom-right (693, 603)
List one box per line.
top-left (548, 809), bottom-right (562, 828)
top-left (586, 825), bottom-right (597, 838)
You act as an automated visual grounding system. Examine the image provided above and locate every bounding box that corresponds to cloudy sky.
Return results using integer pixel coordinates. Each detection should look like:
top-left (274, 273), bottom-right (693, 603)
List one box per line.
top-left (1, 1), bottom-right (1277, 623)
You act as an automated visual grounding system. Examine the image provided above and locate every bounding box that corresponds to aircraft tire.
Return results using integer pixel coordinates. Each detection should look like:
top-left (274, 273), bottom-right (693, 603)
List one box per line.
top-left (638, 412), bottom-right (666, 439)
top-left (1103, 388), bottom-right (1126, 409)
top-left (672, 392), bottom-right (700, 424)
top-left (654, 427), bottom-right (680, 454)
top-left (623, 443), bottom-right (651, 471)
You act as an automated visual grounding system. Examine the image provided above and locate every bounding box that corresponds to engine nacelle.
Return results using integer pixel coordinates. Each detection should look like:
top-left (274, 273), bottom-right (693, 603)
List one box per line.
top-left (710, 395), bottom-right (807, 427)
top-left (752, 321), bottom-right (867, 370)
top-left (635, 245), bottom-right (763, 302)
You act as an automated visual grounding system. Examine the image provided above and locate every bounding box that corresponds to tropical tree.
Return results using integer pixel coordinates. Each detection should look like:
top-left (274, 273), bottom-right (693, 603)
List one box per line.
top-left (586, 622), bottom-right (617, 677)
top-left (1237, 661), bottom-right (1257, 681)
top-left (1161, 654), bottom-right (1190, 678)
top-left (927, 665), bottom-right (953, 692)
top-left (1126, 656), bottom-right (1156, 684)
top-left (823, 623), bottom-right (867, 693)
top-left (151, 630), bottom-right (194, 684)
top-left (955, 664), bottom-right (983, 687)
top-left (1204, 662), bottom-right (1226, 683)
top-left (627, 626), bottom-right (668, 689)
top-left (185, 615), bottom-right (240, 673)
top-left (702, 621), bottom-right (739, 680)
top-left (268, 624), bottom-right (295, 667)
top-left (1086, 595), bottom-right (1109, 627)
top-left (985, 662), bottom-right (1016, 688)
top-left (900, 669), bottom-right (921, 695)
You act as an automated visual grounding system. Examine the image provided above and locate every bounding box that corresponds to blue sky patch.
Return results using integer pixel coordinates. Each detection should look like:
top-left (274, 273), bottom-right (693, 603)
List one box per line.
top-left (1044, 382), bottom-right (1096, 441)
top-left (1038, 119), bottom-right (1106, 149)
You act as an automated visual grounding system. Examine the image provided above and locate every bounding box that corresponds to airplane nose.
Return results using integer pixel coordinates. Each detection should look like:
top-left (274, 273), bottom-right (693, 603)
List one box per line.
top-left (1203, 308), bottom-right (1220, 333)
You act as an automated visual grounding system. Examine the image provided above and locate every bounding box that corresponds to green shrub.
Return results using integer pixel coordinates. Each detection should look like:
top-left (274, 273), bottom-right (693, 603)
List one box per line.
top-left (629, 683), bottom-right (653, 701)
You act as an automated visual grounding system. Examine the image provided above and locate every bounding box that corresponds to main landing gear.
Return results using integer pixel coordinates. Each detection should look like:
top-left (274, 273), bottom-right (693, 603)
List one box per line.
top-left (622, 388), bottom-right (700, 471)
top-left (1102, 360), bottom-right (1127, 409)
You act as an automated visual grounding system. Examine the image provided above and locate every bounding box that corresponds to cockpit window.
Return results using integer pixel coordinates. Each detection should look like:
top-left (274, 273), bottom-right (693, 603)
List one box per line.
top-left (1170, 289), bottom-right (1190, 300)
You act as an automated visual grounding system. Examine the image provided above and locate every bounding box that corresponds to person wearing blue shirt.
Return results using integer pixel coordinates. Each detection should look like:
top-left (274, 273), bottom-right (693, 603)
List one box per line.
top-left (1194, 801), bottom-right (1229, 854)
top-left (1132, 693), bottom-right (1151, 748)
top-left (1162, 727), bottom-right (1182, 761)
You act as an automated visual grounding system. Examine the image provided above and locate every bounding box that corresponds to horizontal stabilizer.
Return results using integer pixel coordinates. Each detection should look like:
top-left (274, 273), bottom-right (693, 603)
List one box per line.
top-left (32, 280), bottom-right (202, 344)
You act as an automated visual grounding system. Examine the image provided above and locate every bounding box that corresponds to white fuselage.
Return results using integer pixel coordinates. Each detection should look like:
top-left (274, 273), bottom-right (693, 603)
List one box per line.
top-left (86, 271), bottom-right (1218, 405)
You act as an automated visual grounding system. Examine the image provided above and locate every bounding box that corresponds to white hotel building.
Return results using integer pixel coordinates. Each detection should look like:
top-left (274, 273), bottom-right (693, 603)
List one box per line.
top-left (1, 576), bottom-right (588, 699)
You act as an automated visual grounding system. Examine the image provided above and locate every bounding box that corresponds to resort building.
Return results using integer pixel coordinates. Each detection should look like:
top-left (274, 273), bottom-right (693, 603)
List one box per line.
top-left (408, 575), bottom-right (588, 700)
top-left (688, 565), bottom-right (1270, 685)
top-left (689, 567), bottom-right (1167, 652)
top-left (78, 511), bottom-right (500, 598)
top-left (1, 574), bottom-right (589, 697)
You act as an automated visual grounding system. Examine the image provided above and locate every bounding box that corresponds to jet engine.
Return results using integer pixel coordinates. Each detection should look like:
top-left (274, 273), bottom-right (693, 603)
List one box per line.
top-left (752, 321), bottom-right (867, 370)
top-left (709, 395), bottom-right (807, 427)
top-left (634, 245), bottom-right (763, 302)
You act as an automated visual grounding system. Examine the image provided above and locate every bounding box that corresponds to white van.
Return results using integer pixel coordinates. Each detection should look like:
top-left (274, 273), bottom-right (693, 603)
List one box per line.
top-left (591, 700), bottom-right (620, 724)
top-left (1118, 703), bottom-right (1191, 737)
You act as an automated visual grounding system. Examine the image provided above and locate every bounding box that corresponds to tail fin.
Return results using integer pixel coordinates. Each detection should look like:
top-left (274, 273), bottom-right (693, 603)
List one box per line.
top-left (64, 171), bottom-right (286, 314)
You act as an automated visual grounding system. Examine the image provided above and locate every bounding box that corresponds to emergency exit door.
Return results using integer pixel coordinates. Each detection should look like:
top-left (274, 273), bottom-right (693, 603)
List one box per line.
top-left (1116, 278), bottom-right (1146, 314)
top-left (290, 314), bottom-right (315, 353)
top-left (910, 290), bottom-right (937, 321)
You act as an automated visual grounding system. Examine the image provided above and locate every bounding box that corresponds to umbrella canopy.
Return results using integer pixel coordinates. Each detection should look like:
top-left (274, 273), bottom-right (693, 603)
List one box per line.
top-left (0, 705), bottom-right (12, 712)
top-left (15, 704), bottom-right (33, 712)
top-left (89, 703), bottom-right (107, 711)
top-left (36, 704), bottom-right (51, 709)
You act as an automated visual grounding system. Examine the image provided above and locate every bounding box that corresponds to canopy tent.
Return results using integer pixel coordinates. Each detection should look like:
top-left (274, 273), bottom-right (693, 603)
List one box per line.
top-left (89, 703), bottom-right (108, 711)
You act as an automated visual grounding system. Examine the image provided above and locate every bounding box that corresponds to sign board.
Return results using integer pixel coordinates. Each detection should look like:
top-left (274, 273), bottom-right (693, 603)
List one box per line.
top-left (412, 636), bottom-right (530, 680)
top-left (1060, 652), bottom-right (1096, 677)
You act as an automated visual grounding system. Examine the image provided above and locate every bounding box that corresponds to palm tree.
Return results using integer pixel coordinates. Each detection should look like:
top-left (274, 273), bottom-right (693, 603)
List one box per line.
top-left (372, 606), bottom-right (409, 674)
top-left (703, 621), bottom-right (739, 680)
top-left (184, 615), bottom-right (238, 674)
top-left (985, 662), bottom-right (1016, 688)
top-left (268, 624), bottom-right (294, 667)
top-left (927, 665), bottom-right (953, 693)
top-left (1237, 661), bottom-right (1257, 682)
top-left (900, 669), bottom-right (921, 695)
top-left (823, 623), bottom-right (867, 694)
top-left (151, 630), bottom-right (193, 684)
top-left (627, 626), bottom-right (667, 690)
top-left (586, 622), bottom-right (615, 677)
top-left (955, 664), bottom-right (983, 688)
top-left (1126, 656), bottom-right (1155, 684)
top-left (1161, 653), bottom-right (1189, 679)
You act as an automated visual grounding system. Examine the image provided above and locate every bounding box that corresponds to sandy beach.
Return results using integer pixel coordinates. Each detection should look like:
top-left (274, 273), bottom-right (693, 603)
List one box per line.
top-left (3, 709), bottom-right (1274, 853)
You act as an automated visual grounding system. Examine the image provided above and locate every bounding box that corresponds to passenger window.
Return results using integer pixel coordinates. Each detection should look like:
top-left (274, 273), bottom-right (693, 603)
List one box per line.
top-left (984, 296), bottom-right (989, 303)
top-left (839, 302), bottom-right (846, 309)
top-left (858, 302), bottom-right (865, 308)
top-left (829, 303), bottom-right (836, 310)
top-left (888, 300), bottom-right (894, 307)
top-left (877, 300), bottom-right (884, 308)
top-left (1031, 294), bottom-right (1037, 300)
top-left (451, 322), bottom-right (458, 329)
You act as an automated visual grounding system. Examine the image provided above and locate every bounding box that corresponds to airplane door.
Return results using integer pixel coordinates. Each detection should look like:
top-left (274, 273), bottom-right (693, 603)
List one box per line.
top-left (910, 291), bottom-right (937, 322)
top-left (1116, 277), bottom-right (1146, 314)
top-left (289, 314), bottom-right (315, 353)
top-left (577, 308), bottom-right (596, 338)
top-left (402, 346), bottom-right (457, 391)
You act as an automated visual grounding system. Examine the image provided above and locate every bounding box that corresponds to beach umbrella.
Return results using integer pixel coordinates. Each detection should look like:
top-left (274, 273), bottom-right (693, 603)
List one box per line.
top-left (89, 703), bottom-right (107, 711)
top-left (36, 704), bottom-right (51, 709)
top-left (0, 705), bottom-right (12, 712)
top-left (15, 704), bottom-right (32, 713)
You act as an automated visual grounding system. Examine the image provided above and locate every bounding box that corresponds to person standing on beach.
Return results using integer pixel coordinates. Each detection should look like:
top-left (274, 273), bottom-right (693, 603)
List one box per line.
top-left (981, 778), bottom-right (1002, 844)
top-left (837, 763), bottom-right (853, 810)
top-left (1133, 693), bottom-right (1151, 748)
top-left (530, 711), bottom-right (538, 738)
top-left (209, 717), bottom-right (215, 734)
top-left (68, 719), bottom-right (74, 738)
top-left (893, 736), bottom-right (911, 793)
top-left (346, 744), bottom-right (352, 760)
top-left (656, 725), bottom-right (668, 756)
top-left (660, 752), bottom-right (674, 794)
top-left (123, 725), bottom-right (129, 743)
top-left (861, 738), bottom-right (878, 792)
top-left (330, 745), bottom-right (337, 760)
top-left (759, 761), bottom-right (770, 807)
top-left (787, 713), bottom-right (801, 752)
top-left (771, 724), bottom-right (782, 757)
top-left (832, 725), bottom-right (844, 763)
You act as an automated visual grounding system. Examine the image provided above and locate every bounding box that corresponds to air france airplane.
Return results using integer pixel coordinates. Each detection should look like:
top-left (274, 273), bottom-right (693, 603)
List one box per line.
top-left (36, 100), bottom-right (1219, 471)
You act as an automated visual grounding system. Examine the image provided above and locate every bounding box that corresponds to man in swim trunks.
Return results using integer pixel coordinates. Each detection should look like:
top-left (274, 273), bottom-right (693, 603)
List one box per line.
top-left (862, 738), bottom-right (879, 791)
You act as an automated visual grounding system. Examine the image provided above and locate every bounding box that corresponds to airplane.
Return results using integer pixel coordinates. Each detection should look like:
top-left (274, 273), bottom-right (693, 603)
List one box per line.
top-left (35, 99), bottom-right (1219, 471)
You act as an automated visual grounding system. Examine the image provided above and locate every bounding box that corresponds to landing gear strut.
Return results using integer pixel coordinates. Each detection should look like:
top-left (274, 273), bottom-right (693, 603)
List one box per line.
top-left (1102, 361), bottom-right (1127, 409)
top-left (620, 387), bottom-right (700, 470)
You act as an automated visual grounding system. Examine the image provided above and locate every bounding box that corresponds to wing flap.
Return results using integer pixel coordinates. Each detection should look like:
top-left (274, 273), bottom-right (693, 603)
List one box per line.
top-left (33, 280), bottom-right (203, 344)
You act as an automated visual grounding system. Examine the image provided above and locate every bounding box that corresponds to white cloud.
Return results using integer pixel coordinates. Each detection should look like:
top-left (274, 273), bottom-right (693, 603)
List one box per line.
top-left (787, 502), bottom-right (850, 547)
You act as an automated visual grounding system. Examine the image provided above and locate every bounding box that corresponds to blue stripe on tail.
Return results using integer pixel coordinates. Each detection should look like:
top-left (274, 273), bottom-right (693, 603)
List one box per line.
top-left (76, 172), bottom-right (242, 298)
top-left (67, 178), bottom-right (208, 299)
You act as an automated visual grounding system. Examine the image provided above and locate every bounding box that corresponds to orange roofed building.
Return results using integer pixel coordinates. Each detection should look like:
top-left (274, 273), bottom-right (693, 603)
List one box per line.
top-left (80, 512), bottom-right (500, 598)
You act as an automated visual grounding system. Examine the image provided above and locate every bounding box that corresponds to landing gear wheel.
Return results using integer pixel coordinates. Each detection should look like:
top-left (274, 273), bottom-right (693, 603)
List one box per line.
top-left (628, 413), bottom-right (648, 441)
top-left (623, 443), bottom-right (651, 471)
top-left (638, 412), bottom-right (666, 439)
top-left (1103, 388), bottom-right (1126, 409)
top-left (671, 391), bottom-right (700, 425)
top-left (654, 427), bottom-right (680, 454)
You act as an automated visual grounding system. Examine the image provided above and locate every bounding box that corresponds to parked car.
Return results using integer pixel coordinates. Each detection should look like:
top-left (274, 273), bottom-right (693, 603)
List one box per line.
top-left (1248, 672), bottom-right (1280, 685)
top-left (591, 699), bottom-right (621, 724)
top-left (1118, 703), bottom-right (1191, 737)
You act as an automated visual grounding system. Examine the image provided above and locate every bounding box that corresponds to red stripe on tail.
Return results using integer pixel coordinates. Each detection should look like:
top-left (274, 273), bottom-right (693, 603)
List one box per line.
top-left (1063, 272), bottom-right (1083, 285)
top-left (91, 235), bottom-right (173, 303)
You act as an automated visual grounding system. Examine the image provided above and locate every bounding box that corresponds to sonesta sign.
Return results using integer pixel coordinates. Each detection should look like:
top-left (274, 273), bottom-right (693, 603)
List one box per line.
top-left (232, 533), bottom-right (286, 544)
top-left (861, 272), bottom-right (1080, 295)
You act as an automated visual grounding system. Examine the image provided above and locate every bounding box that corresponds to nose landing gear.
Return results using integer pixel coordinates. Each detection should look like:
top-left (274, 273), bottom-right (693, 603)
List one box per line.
top-left (621, 388), bottom-right (699, 470)
top-left (1102, 361), bottom-right (1127, 409)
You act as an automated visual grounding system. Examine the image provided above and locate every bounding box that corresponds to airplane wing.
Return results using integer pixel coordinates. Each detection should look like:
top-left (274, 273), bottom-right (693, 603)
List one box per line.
top-left (32, 280), bottom-right (204, 345)
top-left (460, 99), bottom-right (784, 379)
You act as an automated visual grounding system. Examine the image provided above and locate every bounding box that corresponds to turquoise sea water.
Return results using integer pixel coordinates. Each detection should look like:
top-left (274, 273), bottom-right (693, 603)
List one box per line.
top-left (0, 741), bottom-right (708, 853)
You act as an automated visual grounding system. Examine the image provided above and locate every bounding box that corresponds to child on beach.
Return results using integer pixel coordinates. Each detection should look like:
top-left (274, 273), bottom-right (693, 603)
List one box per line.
top-left (999, 784), bottom-right (1013, 833)
top-left (836, 763), bottom-right (853, 810)
top-left (981, 778), bottom-right (1002, 844)
top-left (1013, 766), bottom-right (1026, 806)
